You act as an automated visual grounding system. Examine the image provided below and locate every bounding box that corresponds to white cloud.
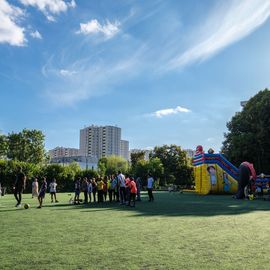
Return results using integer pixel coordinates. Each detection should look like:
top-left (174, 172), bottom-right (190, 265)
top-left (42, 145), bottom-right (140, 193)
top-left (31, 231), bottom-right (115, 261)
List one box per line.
top-left (167, 0), bottom-right (270, 70)
top-left (77, 19), bottom-right (120, 39)
top-left (0, 0), bottom-right (26, 46)
top-left (30, 30), bottom-right (42, 39)
top-left (19, 0), bottom-right (76, 21)
top-left (59, 69), bottom-right (77, 76)
top-left (151, 106), bottom-right (191, 118)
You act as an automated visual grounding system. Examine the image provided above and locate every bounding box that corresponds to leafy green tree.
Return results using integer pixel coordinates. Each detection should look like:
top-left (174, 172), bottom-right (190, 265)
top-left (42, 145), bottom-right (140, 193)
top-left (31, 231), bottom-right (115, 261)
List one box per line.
top-left (7, 129), bottom-right (46, 164)
top-left (0, 134), bottom-right (8, 158)
top-left (151, 144), bottom-right (193, 186)
top-left (130, 151), bottom-right (145, 168)
top-left (98, 155), bottom-right (128, 176)
top-left (222, 89), bottom-right (270, 173)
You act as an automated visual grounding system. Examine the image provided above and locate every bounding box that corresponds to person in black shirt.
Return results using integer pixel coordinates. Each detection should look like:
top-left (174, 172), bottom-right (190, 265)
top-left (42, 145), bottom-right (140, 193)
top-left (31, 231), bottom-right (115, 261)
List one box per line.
top-left (14, 167), bottom-right (26, 207)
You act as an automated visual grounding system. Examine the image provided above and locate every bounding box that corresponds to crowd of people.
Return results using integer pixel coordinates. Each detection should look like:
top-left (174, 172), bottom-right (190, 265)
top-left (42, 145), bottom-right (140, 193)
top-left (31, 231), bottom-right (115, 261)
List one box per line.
top-left (10, 167), bottom-right (155, 208)
top-left (72, 171), bottom-right (155, 207)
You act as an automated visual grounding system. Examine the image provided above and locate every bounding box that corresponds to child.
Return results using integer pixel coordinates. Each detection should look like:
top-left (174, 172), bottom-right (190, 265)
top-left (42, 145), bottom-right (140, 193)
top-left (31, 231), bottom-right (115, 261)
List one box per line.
top-left (49, 178), bottom-right (59, 203)
top-left (74, 178), bottom-right (81, 204)
top-left (103, 177), bottom-right (108, 202)
top-left (37, 177), bottom-right (47, 208)
top-left (88, 179), bottom-right (93, 203)
top-left (82, 177), bottom-right (89, 204)
top-left (97, 178), bottom-right (104, 203)
top-left (92, 178), bottom-right (97, 203)
top-left (129, 177), bottom-right (137, 207)
top-left (32, 178), bottom-right (39, 198)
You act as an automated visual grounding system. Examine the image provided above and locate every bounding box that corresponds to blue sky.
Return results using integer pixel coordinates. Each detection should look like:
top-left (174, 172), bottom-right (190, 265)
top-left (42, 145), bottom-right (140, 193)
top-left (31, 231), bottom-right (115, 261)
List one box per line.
top-left (0, 0), bottom-right (270, 152)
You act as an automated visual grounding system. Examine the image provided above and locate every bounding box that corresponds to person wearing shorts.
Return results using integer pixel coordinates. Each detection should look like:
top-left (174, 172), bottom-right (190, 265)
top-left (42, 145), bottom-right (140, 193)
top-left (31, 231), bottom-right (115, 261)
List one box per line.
top-left (49, 178), bottom-right (58, 203)
top-left (38, 177), bottom-right (47, 208)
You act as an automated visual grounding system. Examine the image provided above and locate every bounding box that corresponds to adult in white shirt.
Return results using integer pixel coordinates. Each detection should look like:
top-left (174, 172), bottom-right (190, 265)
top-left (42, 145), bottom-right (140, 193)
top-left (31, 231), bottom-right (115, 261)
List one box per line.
top-left (118, 171), bottom-right (126, 204)
top-left (147, 175), bottom-right (154, 202)
top-left (49, 178), bottom-right (59, 203)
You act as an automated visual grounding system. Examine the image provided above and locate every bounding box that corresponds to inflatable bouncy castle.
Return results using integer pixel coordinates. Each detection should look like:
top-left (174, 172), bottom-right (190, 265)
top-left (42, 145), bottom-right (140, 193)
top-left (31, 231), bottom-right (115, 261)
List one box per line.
top-left (193, 146), bottom-right (238, 195)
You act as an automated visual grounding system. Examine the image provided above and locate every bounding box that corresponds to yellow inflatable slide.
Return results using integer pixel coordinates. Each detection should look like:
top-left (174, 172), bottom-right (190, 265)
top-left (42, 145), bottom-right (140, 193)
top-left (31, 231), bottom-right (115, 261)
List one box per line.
top-left (193, 147), bottom-right (238, 195)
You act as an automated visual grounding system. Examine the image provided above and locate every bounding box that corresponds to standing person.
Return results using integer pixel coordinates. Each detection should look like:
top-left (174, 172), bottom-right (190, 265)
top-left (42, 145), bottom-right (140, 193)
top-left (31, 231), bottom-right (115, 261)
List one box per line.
top-left (129, 177), bottom-right (137, 207)
top-left (135, 177), bottom-right (142, 201)
top-left (97, 178), bottom-right (104, 203)
top-left (74, 178), bottom-right (81, 205)
top-left (125, 175), bottom-right (131, 205)
top-left (13, 167), bottom-right (26, 207)
top-left (103, 177), bottom-right (108, 202)
top-left (92, 178), bottom-right (97, 203)
top-left (114, 175), bottom-right (120, 202)
top-left (147, 174), bottom-right (154, 202)
top-left (88, 179), bottom-right (93, 203)
top-left (108, 175), bottom-right (114, 202)
top-left (37, 177), bottom-right (47, 208)
top-left (32, 178), bottom-right (39, 198)
top-left (49, 178), bottom-right (59, 203)
top-left (118, 171), bottom-right (126, 205)
top-left (82, 177), bottom-right (89, 204)
top-left (235, 162), bottom-right (256, 199)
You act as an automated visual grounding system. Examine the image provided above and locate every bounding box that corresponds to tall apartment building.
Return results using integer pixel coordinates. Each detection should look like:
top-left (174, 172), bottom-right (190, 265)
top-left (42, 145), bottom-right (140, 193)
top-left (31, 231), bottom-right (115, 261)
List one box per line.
top-left (48, 147), bottom-right (79, 159)
top-left (80, 125), bottom-right (121, 159)
top-left (120, 140), bottom-right (129, 161)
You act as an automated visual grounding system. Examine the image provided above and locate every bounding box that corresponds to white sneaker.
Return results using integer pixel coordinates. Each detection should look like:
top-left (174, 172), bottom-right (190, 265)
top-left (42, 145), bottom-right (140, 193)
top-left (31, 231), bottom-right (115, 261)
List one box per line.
top-left (16, 204), bottom-right (22, 208)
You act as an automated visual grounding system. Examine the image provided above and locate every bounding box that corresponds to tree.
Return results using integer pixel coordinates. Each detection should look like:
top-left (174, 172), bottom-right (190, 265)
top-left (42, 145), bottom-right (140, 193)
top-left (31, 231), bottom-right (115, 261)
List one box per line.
top-left (151, 144), bottom-right (193, 186)
top-left (130, 151), bottom-right (145, 168)
top-left (98, 155), bottom-right (128, 176)
top-left (7, 129), bottom-right (46, 164)
top-left (132, 157), bottom-right (164, 186)
top-left (222, 89), bottom-right (270, 173)
top-left (0, 134), bottom-right (8, 158)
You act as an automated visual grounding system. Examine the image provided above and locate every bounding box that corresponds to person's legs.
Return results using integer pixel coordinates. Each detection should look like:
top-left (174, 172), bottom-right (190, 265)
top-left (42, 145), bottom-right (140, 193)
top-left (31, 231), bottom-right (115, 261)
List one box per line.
top-left (147, 188), bottom-right (151, 201)
top-left (54, 193), bottom-right (58, 202)
top-left (51, 193), bottom-right (53, 203)
top-left (84, 191), bottom-right (88, 203)
top-left (18, 192), bottom-right (22, 204)
top-left (131, 193), bottom-right (136, 207)
top-left (14, 189), bottom-right (19, 205)
top-left (93, 191), bottom-right (96, 202)
top-left (88, 192), bottom-right (92, 203)
top-left (150, 189), bottom-right (154, 201)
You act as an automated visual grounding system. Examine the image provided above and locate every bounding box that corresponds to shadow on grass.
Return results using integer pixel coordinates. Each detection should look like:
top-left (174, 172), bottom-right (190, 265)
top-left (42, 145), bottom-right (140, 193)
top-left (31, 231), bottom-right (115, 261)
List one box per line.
top-left (33, 192), bottom-right (270, 217)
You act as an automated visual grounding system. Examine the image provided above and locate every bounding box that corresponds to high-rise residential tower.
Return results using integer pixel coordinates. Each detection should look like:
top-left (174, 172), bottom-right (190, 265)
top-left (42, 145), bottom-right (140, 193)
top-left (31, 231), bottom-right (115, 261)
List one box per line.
top-left (79, 125), bottom-right (121, 159)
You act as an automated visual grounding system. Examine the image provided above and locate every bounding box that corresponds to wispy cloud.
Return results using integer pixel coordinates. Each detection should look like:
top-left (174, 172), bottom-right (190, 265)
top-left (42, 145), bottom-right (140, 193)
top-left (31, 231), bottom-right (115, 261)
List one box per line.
top-left (30, 30), bottom-right (42, 39)
top-left (0, 0), bottom-right (26, 46)
top-left (76, 19), bottom-right (120, 39)
top-left (150, 106), bottom-right (191, 118)
top-left (19, 0), bottom-right (76, 21)
top-left (59, 69), bottom-right (77, 76)
top-left (166, 0), bottom-right (270, 70)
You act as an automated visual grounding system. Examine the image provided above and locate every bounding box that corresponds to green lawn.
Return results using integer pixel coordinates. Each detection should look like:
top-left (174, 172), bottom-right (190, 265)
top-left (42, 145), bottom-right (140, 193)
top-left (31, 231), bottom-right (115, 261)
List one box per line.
top-left (1, 191), bottom-right (270, 270)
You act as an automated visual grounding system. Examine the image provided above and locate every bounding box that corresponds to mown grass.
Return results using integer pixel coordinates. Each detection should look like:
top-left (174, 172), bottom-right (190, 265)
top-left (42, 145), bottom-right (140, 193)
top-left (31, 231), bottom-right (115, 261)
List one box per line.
top-left (1, 191), bottom-right (270, 270)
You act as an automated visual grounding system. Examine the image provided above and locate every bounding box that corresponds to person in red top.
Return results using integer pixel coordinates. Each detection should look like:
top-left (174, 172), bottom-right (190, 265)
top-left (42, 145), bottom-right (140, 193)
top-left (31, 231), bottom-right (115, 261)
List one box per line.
top-left (235, 161), bottom-right (257, 199)
top-left (128, 177), bottom-right (137, 207)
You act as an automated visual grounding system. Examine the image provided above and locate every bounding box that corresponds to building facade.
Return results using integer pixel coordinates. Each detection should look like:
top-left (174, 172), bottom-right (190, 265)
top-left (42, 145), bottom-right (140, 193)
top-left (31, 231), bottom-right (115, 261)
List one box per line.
top-left (49, 147), bottom-right (79, 159)
top-left (120, 140), bottom-right (129, 161)
top-left (80, 125), bottom-right (122, 159)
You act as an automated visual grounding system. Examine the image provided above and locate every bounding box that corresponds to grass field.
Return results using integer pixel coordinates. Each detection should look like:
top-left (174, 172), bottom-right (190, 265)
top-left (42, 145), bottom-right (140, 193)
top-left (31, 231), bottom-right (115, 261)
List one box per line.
top-left (1, 191), bottom-right (270, 270)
